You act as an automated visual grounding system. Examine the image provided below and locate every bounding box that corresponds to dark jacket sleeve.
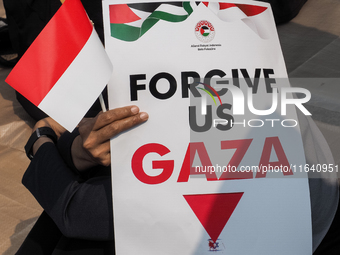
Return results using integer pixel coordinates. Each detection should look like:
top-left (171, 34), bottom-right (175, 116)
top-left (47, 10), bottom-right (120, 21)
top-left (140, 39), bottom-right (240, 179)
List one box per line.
top-left (22, 134), bottom-right (113, 241)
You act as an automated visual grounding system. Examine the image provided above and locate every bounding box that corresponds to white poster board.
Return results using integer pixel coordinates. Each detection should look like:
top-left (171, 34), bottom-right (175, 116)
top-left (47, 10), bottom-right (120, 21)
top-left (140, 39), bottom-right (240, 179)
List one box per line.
top-left (103, 1), bottom-right (312, 254)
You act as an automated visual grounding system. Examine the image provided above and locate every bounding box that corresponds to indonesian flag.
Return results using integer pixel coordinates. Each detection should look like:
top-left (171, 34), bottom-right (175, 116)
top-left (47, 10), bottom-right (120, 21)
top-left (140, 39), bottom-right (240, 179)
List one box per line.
top-left (6, 0), bottom-right (112, 131)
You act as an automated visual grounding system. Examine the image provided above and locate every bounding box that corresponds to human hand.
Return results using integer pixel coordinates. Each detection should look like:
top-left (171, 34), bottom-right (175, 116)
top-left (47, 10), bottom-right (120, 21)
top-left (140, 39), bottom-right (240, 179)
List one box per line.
top-left (71, 105), bottom-right (148, 171)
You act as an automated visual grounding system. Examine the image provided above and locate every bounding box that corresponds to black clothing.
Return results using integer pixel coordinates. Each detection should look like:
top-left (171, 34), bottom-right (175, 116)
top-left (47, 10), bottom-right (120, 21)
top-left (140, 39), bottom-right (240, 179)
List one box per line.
top-left (16, 212), bottom-right (114, 255)
top-left (17, 130), bottom-right (114, 254)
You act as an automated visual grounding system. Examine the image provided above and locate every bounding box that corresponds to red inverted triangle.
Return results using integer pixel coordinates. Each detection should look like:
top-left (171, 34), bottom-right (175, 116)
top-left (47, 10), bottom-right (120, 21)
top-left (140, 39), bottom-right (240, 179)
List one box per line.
top-left (184, 193), bottom-right (244, 243)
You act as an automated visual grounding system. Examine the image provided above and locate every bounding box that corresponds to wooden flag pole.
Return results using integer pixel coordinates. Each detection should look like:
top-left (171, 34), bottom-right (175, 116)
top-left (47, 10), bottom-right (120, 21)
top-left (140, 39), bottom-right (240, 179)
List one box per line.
top-left (99, 94), bottom-right (107, 112)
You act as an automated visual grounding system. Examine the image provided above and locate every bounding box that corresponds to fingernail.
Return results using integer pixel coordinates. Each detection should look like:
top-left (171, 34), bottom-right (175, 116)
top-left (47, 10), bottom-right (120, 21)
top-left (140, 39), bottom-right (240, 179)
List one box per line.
top-left (140, 112), bottom-right (149, 120)
top-left (131, 106), bottom-right (139, 114)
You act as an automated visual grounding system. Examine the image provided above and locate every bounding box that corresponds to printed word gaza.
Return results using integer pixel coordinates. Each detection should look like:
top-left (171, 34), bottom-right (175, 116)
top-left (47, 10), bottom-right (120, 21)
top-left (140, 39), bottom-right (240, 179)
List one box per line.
top-left (131, 136), bottom-right (292, 185)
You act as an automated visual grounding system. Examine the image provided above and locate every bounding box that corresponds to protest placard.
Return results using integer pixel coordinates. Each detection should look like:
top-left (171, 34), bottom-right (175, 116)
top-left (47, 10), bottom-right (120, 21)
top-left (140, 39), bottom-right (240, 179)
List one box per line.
top-left (103, 1), bottom-right (312, 254)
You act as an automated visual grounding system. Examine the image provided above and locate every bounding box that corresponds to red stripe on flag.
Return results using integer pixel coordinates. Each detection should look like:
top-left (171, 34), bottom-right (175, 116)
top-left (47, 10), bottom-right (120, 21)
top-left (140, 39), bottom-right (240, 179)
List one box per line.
top-left (219, 3), bottom-right (267, 16)
top-left (6, 0), bottom-right (92, 106)
top-left (234, 4), bottom-right (267, 16)
top-left (109, 4), bottom-right (141, 24)
top-left (218, 3), bottom-right (237, 9)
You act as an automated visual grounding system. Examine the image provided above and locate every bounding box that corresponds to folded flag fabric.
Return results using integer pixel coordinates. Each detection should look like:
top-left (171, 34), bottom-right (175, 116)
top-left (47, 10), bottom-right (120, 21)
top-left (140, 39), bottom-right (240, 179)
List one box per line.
top-left (6, 0), bottom-right (112, 131)
top-left (203, 2), bottom-right (269, 38)
top-left (109, 2), bottom-right (198, 42)
top-left (202, 2), bottom-right (267, 20)
top-left (109, 1), bottom-right (268, 42)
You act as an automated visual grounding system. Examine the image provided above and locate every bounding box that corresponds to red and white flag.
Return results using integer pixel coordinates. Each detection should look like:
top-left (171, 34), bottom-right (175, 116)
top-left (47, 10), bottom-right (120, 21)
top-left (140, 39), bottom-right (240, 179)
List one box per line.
top-left (203, 2), bottom-right (270, 39)
top-left (6, 0), bottom-right (112, 131)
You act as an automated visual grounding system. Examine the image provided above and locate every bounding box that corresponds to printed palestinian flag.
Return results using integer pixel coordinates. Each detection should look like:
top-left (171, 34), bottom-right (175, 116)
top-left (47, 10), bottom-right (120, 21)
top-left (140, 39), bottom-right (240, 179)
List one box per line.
top-left (109, 2), bottom-right (199, 42)
top-left (200, 25), bottom-right (211, 37)
top-left (109, 1), bottom-right (269, 42)
top-left (6, 0), bottom-right (112, 131)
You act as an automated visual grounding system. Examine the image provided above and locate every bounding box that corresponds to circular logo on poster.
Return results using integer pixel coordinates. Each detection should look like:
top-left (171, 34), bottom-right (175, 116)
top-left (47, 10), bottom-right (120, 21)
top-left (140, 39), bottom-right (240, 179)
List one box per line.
top-left (195, 20), bottom-right (215, 43)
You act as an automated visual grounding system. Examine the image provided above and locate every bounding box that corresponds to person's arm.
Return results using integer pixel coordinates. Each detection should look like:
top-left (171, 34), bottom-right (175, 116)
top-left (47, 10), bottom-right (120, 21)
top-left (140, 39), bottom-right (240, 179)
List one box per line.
top-left (23, 142), bottom-right (113, 240)
top-left (22, 106), bottom-right (148, 240)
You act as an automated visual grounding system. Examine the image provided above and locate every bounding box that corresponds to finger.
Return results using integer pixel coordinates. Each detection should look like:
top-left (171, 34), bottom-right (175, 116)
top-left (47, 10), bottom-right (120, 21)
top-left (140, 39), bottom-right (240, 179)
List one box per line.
top-left (93, 106), bottom-right (140, 131)
top-left (95, 112), bottom-right (148, 143)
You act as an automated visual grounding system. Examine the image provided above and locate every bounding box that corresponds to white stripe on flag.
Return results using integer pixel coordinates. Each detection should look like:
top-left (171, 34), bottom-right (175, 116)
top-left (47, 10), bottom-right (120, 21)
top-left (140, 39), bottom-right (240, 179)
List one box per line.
top-left (39, 28), bottom-right (112, 131)
top-left (216, 5), bottom-right (271, 39)
top-left (206, 2), bottom-right (220, 15)
top-left (127, 8), bottom-right (152, 27)
top-left (189, 1), bottom-right (198, 12)
top-left (155, 3), bottom-right (189, 15)
top-left (217, 6), bottom-right (247, 22)
top-left (242, 11), bottom-right (272, 39)
top-left (127, 4), bottom-right (190, 28)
